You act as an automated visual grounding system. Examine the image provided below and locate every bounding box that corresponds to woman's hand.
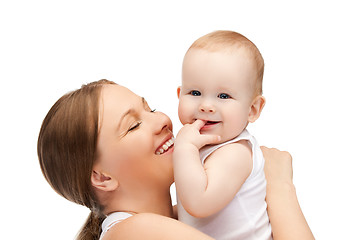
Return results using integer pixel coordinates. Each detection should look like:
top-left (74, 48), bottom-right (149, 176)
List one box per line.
top-left (261, 146), bottom-right (315, 240)
top-left (261, 146), bottom-right (293, 186)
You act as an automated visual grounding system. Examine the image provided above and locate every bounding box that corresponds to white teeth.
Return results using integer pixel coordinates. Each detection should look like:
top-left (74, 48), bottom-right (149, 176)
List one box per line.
top-left (156, 137), bottom-right (175, 155)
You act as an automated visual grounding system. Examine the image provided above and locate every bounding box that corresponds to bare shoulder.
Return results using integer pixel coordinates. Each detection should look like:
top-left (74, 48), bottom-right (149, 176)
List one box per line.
top-left (218, 139), bottom-right (251, 153)
top-left (103, 213), bottom-right (213, 240)
top-left (205, 139), bottom-right (252, 166)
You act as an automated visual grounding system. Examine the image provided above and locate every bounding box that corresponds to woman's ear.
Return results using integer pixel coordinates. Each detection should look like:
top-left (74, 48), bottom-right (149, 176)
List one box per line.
top-left (177, 86), bottom-right (181, 98)
top-left (91, 169), bottom-right (119, 192)
top-left (248, 95), bottom-right (266, 123)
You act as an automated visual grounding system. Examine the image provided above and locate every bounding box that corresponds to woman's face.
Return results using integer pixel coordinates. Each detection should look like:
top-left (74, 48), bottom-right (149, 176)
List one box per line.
top-left (96, 85), bottom-right (175, 191)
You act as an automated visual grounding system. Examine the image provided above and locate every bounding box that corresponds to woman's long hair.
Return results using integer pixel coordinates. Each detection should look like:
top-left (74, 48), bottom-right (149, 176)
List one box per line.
top-left (37, 79), bottom-right (116, 239)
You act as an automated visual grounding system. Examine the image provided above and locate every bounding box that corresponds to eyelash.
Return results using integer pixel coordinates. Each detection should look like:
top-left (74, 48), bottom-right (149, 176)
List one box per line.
top-left (127, 109), bottom-right (156, 132)
top-left (189, 91), bottom-right (231, 99)
top-left (128, 121), bottom-right (142, 132)
top-left (218, 93), bottom-right (231, 99)
top-left (189, 90), bottom-right (201, 96)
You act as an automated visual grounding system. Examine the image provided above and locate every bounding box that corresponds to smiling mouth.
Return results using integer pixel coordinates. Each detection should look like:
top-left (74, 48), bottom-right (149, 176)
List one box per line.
top-left (201, 120), bottom-right (221, 130)
top-left (205, 121), bottom-right (220, 125)
top-left (155, 137), bottom-right (175, 155)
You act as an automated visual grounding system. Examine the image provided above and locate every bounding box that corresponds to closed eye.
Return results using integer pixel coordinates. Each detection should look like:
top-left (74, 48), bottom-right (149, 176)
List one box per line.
top-left (128, 121), bottom-right (141, 132)
top-left (142, 97), bottom-right (156, 113)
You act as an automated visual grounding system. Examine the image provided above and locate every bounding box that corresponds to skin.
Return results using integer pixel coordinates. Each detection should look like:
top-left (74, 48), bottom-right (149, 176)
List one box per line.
top-left (90, 84), bottom-right (314, 239)
top-left (92, 84), bottom-right (213, 239)
top-left (92, 85), bottom-right (175, 217)
top-left (178, 48), bottom-right (265, 142)
top-left (262, 147), bottom-right (315, 240)
top-left (174, 48), bottom-right (265, 217)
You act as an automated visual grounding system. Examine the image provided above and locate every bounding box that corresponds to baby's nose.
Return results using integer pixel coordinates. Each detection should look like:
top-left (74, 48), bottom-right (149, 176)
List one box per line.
top-left (199, 103), bottom-right (215, 113)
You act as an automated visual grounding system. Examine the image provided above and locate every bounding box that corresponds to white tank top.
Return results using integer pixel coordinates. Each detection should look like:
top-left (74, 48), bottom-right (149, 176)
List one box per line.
top-left (99, 212), bottom-right (133, 240)
top-left (177, 129), bottom-right (272, 239)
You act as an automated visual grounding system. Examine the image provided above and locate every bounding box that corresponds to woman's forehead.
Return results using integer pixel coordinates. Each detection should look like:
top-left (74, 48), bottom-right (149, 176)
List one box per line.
top-left (99, 85), bottom-right (141, 121)
top-left (102, 84), bottom-right (138, 103)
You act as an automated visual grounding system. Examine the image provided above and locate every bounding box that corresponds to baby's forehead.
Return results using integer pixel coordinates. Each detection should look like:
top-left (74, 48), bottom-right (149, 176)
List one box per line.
top-left (217, 45), bottom-right (256, 60)
top-left (188, 45), bottom-right (255, 64)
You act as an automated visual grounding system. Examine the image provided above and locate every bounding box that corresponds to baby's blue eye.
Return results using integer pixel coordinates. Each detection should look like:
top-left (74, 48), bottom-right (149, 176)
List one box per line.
top-left (218, 93), bottom-right (230, 99)
top-left (190, 90), bottom-right (201, 96)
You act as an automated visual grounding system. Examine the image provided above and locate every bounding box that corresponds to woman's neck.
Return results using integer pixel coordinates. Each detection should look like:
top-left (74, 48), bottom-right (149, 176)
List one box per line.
top-left (103, 187), bottom-right (174, 218)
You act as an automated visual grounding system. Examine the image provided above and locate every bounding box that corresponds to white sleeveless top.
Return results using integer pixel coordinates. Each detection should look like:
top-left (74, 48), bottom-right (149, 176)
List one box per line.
top-left (177, 129), bottom-right (272, 239)
top-left (99, 212), bottom-right (133, 240)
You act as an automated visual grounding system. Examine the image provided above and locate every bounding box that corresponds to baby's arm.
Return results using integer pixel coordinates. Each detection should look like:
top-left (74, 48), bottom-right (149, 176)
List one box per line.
top-left (173, 120), bottom-right (252, 218)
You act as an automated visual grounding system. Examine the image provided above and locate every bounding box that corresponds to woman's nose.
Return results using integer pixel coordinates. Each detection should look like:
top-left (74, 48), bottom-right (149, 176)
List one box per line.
top-left (151, 111), bottom-right (173, 135)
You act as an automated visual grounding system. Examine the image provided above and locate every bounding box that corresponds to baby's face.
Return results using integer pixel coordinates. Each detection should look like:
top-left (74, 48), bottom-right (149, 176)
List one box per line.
top-left (178, 48), bottom-right (257, 142)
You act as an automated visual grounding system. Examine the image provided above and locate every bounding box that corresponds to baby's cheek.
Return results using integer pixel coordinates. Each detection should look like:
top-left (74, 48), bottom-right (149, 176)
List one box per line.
top-left (178, 101), bottom-right (192, 124)
top-left (178, 104), bottom-right (184, 118)
top-left (228, 112), bottom-right (249, 132)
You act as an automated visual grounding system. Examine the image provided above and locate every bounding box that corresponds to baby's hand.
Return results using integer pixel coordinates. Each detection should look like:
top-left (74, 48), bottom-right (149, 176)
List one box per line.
top-left (175, 119), bottom-right (221, 150)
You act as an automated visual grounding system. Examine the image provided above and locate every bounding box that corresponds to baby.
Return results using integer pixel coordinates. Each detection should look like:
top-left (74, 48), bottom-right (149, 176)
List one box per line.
top-left (174, 30), bottom-right (271, 239)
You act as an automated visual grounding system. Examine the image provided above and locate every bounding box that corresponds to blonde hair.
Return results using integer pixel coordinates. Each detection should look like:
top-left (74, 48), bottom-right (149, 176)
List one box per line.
top-left (188, 30), bottom-right (264, 95)
top-left (38, 79), bottom-right (116, 240)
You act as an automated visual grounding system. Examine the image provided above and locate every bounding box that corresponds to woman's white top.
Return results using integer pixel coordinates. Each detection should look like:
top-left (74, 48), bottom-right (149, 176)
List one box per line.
top-left (99, 212), bottom-right (133, 240)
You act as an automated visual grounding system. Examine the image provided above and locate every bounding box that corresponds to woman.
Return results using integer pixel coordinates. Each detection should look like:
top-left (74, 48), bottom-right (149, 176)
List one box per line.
top-left (37, 79), bottom-right (314, 240)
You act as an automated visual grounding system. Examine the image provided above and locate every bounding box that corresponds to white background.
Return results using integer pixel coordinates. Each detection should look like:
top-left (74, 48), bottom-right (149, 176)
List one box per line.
top-left (1, 1), bottom-right (339, 239)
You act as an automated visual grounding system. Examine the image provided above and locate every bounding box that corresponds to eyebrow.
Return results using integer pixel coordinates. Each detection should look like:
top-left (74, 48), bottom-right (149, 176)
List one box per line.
top-left (117, 97), bottom-right (145, 131)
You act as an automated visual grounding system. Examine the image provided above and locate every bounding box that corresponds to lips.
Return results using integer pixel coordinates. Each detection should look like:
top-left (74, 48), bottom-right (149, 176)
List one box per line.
top-left (205, 121), bottom-right (220, 125)
top-left (201, 120), bottom-right (221, 130)
top-left (155, 137), bottom-right (175, 155)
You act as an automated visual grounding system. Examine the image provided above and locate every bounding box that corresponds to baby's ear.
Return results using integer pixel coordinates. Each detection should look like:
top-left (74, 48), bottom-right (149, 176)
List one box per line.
top-left (177, 86), bottom-right (182, 98)
top-left (91, 167), bottom-right (119, 192)
top-left (248, 95), bottom-right (266, 123)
